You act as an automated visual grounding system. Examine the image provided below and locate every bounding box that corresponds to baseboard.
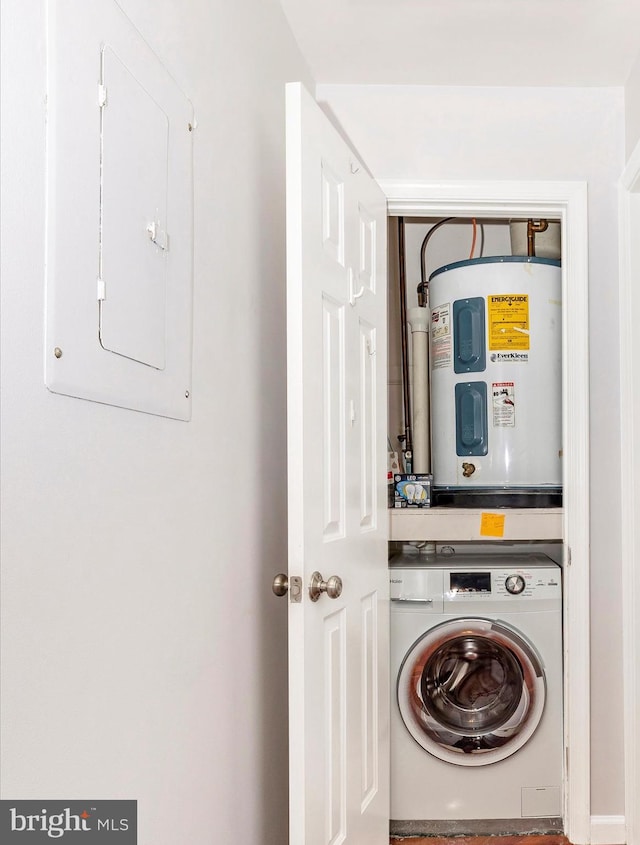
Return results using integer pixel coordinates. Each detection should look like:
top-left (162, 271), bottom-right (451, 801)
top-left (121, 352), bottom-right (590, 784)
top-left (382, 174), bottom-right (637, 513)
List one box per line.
top-left (590, 815), bottom-right (626, 845)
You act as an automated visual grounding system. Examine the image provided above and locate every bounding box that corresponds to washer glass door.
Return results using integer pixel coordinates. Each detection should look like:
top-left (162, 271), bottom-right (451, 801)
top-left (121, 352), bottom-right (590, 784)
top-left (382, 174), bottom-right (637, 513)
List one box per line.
top-left (397, 617), bottom-right (546, 766)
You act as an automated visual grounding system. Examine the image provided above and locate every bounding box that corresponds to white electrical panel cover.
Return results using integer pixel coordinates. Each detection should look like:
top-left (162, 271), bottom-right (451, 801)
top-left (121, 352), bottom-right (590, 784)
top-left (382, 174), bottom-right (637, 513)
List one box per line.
top-left (100, 45), bottom-right (169, 371)
top-left (45, 0), bottom-right (194, 419)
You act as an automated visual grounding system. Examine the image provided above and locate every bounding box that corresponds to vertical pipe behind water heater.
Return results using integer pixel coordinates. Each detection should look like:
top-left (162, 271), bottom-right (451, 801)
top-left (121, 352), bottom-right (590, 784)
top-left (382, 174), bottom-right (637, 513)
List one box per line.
top-left (408, 307), bottom-right (431, 474)
top-left (398, 218), bottom-right (413, 466)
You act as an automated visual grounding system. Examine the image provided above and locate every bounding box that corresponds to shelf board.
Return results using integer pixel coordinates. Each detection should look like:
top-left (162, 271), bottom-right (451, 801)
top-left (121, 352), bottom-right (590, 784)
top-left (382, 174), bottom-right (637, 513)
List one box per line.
top-left (389, 507), bottom-right (564, 542)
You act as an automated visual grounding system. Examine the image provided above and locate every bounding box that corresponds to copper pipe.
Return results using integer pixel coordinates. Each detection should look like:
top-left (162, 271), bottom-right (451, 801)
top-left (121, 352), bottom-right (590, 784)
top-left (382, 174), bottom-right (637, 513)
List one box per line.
top-left (527, 219), bottom-right (549, 257)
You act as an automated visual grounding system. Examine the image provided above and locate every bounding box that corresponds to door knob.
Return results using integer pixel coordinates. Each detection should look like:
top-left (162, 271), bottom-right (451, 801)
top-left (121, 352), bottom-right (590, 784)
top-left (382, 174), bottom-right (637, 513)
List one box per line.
top-left (272, 574), bottom-right (302, 602)
top-left (272, 573), bottom-right (289, 596)
top-left (309, 571), bottom-right (343, 602)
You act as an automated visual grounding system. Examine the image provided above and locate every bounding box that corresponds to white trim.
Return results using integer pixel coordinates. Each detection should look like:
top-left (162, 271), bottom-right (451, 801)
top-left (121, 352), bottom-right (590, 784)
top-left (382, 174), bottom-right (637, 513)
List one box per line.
top-left (381, 179), bottom-right (591, 845)
top-left (590, 815), bottom-right (626, 845)
top-left (618, 142), bottom-right (640, 845)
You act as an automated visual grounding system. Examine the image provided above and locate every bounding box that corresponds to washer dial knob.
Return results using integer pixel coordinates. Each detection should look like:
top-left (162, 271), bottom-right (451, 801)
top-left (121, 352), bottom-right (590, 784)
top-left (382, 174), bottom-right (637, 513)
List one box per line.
top-left (505, 574), bottom-right (526, 595)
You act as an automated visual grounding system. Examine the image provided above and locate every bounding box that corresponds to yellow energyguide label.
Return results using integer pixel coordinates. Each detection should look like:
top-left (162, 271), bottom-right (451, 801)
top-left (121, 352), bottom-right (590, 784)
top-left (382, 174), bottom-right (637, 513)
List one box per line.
top-left (488, 294), bottom-right (530, 351)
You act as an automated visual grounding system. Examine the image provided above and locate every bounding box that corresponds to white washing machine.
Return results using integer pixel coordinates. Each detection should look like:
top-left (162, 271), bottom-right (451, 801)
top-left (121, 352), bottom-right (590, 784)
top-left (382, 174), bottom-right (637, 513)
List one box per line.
top-left (390, 553), bottom-right (563, 836)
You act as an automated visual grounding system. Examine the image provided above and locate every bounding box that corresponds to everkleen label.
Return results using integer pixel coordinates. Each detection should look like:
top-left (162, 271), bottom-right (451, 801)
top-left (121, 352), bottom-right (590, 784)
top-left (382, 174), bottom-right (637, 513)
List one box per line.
top-left (488, 294), bottom-right (529, 351)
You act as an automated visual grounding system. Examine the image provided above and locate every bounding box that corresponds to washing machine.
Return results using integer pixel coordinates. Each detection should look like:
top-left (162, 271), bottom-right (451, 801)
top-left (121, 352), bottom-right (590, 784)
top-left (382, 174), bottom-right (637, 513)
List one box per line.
top-left (390, 553), bottom-right (563, 836)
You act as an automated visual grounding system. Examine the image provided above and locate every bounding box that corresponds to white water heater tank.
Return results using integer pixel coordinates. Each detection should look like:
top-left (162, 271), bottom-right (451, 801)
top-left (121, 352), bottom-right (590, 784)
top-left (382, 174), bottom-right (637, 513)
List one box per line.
top-left (429, 256), bottom-right (562, 507)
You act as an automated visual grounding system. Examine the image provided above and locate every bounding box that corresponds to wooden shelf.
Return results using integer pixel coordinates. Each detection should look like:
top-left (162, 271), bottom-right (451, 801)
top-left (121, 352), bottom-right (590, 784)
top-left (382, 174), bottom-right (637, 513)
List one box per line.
top-left (389, 507), bottom-right (563, 542)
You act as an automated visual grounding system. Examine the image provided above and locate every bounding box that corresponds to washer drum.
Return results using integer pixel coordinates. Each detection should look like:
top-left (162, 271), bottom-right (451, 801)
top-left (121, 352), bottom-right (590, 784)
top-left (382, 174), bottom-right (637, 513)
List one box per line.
top-left (429, 257), bottom-right (561, 506)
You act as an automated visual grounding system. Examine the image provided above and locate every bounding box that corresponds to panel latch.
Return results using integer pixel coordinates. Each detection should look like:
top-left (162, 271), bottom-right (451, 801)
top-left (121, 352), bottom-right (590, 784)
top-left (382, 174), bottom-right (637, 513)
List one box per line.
top-left (146, 221), bottom-right (169, 251)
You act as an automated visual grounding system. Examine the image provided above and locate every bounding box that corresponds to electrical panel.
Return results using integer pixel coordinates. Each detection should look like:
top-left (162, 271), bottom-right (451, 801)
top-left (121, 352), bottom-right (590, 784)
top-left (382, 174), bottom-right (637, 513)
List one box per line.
top-left (45, 0), bottom-right (194, 419)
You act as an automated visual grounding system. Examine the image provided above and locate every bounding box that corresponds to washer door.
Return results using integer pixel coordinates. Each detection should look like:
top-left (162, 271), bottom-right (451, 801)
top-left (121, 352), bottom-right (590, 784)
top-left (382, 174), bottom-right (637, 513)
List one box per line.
top-left (397, 617), bottom-right (546, 766)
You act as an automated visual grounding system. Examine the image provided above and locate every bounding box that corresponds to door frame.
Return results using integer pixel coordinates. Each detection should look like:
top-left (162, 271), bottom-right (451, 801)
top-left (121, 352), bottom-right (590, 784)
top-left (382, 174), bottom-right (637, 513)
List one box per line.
top-left (380, 179), bottom-right (591, 845)
top-left (619, 144), bottom-right (640, 845)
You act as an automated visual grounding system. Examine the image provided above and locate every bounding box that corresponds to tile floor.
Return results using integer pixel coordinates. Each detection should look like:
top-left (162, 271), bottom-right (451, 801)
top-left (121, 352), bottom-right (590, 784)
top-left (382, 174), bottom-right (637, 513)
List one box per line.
top-left (390, 837), bottom-right (570, 845)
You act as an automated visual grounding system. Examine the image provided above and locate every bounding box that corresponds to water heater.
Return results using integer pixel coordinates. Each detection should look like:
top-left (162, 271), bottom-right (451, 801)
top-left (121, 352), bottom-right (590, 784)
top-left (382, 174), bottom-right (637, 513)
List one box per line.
top-left (429, 256), bottom-right (562, 507)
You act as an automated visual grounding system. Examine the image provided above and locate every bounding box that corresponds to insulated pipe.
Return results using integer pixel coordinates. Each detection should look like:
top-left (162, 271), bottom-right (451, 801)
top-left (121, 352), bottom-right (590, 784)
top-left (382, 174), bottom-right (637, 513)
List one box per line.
top-left (408, 306), bottom-right (431, 474)
top-left (418, 217), bottom-right (455, 306)
top-left (398, 217), bottom-right (413, 463)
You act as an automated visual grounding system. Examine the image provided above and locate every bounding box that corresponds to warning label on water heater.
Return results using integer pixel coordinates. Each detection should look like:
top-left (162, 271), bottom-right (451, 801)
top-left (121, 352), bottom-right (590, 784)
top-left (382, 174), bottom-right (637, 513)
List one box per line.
top-left (492, 382), bottom-right (516, 427)
top-left (488, 294), bottom-right (530, 351)
top-left (431, 302), bottom-right (451, 369)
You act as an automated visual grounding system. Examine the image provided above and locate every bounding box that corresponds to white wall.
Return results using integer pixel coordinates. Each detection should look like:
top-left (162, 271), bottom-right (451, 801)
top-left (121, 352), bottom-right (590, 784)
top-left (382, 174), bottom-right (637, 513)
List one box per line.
top-left (625, 50), bottom-right (640, 159)
top-left (0, 2), bottom-right (312, 843)
top-left (317, 83), bottom-right (626, 817)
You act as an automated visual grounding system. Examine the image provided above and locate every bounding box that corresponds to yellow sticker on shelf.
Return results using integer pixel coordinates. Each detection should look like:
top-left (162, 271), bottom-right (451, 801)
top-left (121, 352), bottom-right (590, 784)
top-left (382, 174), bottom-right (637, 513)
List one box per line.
top-left (480, 512), bottom-right (506, 537)
top-left (488, 294), bottom-right (530, 351)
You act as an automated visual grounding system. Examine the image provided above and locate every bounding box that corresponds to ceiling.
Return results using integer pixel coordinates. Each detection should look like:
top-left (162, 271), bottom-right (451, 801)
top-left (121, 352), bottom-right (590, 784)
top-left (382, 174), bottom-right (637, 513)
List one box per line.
top-left (277, 0), bottom-right (640, 87)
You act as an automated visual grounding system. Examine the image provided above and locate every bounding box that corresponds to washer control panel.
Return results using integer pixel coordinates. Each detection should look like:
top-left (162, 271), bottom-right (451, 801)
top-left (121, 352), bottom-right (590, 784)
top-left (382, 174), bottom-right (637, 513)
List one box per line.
top-left (389, 553), bottom-right (561, 605)
top-left (448, 568), bottom-right (561, 601)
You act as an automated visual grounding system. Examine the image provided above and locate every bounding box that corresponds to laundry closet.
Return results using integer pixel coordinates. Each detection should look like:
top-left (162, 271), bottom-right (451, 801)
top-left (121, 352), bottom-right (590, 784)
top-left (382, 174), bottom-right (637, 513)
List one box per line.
top-left (386, 216), bottom-right (566, 836)
top-left (281, 83), bottom-right (591, 845)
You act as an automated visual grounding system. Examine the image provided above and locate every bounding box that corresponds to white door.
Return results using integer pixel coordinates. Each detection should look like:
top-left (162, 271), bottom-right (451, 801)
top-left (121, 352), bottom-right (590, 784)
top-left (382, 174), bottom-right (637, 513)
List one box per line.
top-left (285, 82), bottom-right (389, 845)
